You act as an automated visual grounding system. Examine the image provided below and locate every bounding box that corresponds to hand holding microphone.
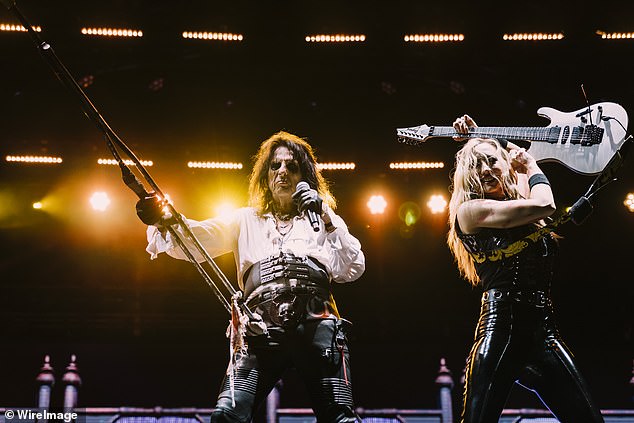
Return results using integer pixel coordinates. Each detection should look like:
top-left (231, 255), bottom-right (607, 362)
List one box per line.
top-left (293, 181), bottom-right (322, 232)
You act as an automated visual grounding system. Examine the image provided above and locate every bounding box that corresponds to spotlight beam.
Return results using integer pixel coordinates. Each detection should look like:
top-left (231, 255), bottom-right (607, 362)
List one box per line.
top-left (4, 1), bottom-right (254, 319)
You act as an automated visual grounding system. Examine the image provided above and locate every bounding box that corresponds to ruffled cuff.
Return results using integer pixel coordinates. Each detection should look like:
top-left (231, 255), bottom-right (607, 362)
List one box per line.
top-left (145, 226), bottom-right (174, 259)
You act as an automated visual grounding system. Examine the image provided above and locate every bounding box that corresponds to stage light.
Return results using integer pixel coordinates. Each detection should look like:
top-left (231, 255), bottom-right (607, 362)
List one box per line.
top-left (367, 195), bottom-right (387, 215)
top-left (404, 33), bottom-right (464, 43)
top-left (624, 193), bottom-right (634, 212)
top-left (32, 202), bottom-right (43, 210)
top-left (97, 158), bottom-right (153, 167)
top-left (0, 23), bottom-right (41, 32)
top-left (182, 31), bottom-right (243, 41)
top-left (214, 201), bottom-right (238, 218)
top-left (6, 155), bottom-right (63, 164)
top-left (158, 194), bottom-right (174, 214)
top-left (89, 192), bottom-right (111, 212)
top-left (305, 34), bottom-right (366, 43)
top-left (79, 75), bottom-right (95, 88)
top-left (398, 201), bottom-right (420, 226)
top-left (148, 77), bottom-right (164, 92)
top-left (596, 30), bottom-right (634, 39)
top-left (427, 194), bottom-right (447, 214)
top-left (81, 27), bottom-right (143, 37)
top-left (389, 161), bottom-right (444, 170)
top-left (187, 161), bottom-right (243, 169)
top-left (317, 162), bottom-right (356, 170)
top-left (502, 32), bottom-right (564, 41)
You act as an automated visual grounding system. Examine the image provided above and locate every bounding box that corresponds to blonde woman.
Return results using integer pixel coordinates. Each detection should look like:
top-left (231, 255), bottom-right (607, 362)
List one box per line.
top-left (448, 115), bottom-right (603, 422)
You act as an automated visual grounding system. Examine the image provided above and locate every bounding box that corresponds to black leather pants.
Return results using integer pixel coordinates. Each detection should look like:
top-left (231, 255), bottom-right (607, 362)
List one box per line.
top-left (461, 292), bottom-right (604, 423)
top-left (210, 318), bottom-right (357, 423)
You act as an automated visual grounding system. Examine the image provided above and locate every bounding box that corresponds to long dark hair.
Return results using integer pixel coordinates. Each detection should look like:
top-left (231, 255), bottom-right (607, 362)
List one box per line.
top-left (248, 131), bottom-right (336, 215)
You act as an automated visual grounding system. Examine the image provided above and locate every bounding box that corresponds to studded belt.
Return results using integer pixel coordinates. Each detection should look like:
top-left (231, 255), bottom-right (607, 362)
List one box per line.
top-left (481, 288), bottom-right (551, 308)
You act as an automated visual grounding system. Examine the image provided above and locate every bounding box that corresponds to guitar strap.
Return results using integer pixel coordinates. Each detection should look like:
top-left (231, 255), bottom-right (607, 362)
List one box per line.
top-left (469, 212), bottom-right (571, 264)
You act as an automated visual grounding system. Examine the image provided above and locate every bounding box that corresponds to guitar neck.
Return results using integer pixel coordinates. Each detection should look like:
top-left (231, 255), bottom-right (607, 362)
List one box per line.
top-left (432, 126), bottom-right (558, 143)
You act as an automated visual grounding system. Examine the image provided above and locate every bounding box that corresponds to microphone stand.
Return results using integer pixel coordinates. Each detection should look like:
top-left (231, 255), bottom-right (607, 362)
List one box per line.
top-left (568, 135), bottom-right (632, 225)
top-left (1, 0), bottom-right (254, 319)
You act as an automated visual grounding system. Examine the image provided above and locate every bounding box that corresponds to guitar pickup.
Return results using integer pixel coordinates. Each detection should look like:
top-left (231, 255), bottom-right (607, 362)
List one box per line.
top-left (546, 127), bottom-right (560, 144)
top-left (570, 125), bottom-right (604, 146)
top-left (582, 125), bottom-right (604, 146)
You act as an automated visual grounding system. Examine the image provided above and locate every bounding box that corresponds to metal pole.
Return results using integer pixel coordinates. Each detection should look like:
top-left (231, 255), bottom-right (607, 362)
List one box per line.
top-left (36, 355), bottom-right (55, 418)
top-left (62, 355), bottom-right (81, 411)
top-left (266, 380), bottom-right (282, 423)
top-left (435, 358), bottom-right (454, 423)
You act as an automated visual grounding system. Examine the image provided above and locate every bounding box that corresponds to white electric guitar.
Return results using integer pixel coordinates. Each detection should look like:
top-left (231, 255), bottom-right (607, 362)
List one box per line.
top-left (396, 102), bottom-right (629, 175)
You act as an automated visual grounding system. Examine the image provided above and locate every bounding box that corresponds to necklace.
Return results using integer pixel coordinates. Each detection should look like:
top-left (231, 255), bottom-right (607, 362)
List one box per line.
top-left (276, 217), bottom-right (293, 235)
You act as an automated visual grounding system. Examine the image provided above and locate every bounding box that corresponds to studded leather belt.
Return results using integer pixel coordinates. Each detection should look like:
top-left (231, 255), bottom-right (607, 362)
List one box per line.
top-left (481, 288), bottom-right (551, 308)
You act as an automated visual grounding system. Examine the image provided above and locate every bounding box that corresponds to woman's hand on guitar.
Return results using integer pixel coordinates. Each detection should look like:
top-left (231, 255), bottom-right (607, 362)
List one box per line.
top-left (509, 148), bottom-right (537, 174)
top-left (453, 114), bottom-right (477, 141)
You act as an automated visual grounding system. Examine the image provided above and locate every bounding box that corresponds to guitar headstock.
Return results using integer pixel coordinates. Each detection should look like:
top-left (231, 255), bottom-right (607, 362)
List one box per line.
top-left (396, 124), bottom-right (433, 145)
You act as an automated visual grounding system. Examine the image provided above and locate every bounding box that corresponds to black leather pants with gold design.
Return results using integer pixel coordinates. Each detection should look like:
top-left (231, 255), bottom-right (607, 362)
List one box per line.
top-left (461, 288), bottom-right (604, 423)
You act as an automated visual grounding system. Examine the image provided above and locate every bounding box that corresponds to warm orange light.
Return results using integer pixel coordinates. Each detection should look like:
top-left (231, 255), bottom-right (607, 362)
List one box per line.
top-left (97, 158), bottom-right (153, 166)
top-left (427, 194), bottom-right (447, 214)
top-left (624, 193), bottom-right (634, 212)
top-left (187, 161), bottom-right (243, 169)
top-left (305, 34), bottom-right (366, 43)
top-left (389, 161), bottom-right (444, 170)
top-left (182, 31), bottom-right (243, 41)
top-left (89, 192), bottom-right (111, 212)
top-left (317, 162), bottom-right (356, 170)
top-left (404, 33), bottom-right (464, 43)
top-left (214, 201), bottom-right (238, 218)
top-left (367, 195), bottom-right (387, 215)
top-left (596, 30), bottom-right (634, 40)
top-left (502, 32), bottom-right (564, 41)
top-left (81, 27), bottom-right (143, 37)
top-left (6, 155), bottom-right (63, 164)
top-left (0, 23), bottom-right (41, 32)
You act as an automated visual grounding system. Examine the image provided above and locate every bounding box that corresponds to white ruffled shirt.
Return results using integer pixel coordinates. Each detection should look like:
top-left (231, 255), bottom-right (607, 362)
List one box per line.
top-left (146, 207), bottom-right (365, 290)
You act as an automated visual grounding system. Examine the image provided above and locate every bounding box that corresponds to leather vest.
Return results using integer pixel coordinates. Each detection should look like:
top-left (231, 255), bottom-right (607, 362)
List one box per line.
top-left (243, 253), bottom-right (334, 329)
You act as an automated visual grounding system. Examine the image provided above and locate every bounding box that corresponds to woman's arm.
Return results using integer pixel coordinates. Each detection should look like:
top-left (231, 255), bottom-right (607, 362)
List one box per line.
top-left (457, 150), bottom-right (556, 233)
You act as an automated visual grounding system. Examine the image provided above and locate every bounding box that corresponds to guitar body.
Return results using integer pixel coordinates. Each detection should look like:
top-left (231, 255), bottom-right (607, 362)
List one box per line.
top-left (529, 103), bottom-right (627, 174)
top-left (396, 102), bottom-right (629, 175)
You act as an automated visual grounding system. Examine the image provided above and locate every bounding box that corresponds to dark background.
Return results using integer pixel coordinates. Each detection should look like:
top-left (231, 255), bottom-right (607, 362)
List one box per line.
top-left (1, 0), bottom-right (633, 414)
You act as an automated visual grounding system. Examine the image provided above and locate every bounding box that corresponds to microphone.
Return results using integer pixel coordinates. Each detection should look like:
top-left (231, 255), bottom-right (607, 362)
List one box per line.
top-left (295, 181), bottom-right (320, 232)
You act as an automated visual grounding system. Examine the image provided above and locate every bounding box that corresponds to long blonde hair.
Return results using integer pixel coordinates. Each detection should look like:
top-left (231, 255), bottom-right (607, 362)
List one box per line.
top-left (247, 131), bottom-right (336, 215)
top-left (447, 138), bottom-right (520, 286)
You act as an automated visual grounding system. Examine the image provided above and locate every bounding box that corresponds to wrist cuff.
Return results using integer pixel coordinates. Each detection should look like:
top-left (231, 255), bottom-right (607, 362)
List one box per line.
top-left (324, 221), bottom-right (336, 233)
top-left (528, 173), bottom-right (550, 190)
top-left (497, 138), bottom-right (509, 149)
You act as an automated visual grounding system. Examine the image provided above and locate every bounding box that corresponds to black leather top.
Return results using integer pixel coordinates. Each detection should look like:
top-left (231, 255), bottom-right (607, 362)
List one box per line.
top-left (457, 222), bottom-right (558, 291)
